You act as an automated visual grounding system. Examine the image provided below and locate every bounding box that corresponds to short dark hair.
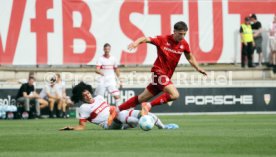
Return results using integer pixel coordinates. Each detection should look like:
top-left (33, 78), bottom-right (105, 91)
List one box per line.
top-left (103, 43), bottom-right (111, 48)
top-left (28, 76), bottom-right (35, 81)
top-left (250, 14), bottom-right (257, 20)
top-left (71, 81), bottom-right (93, 103)
top-left (245, 16), bottom-right (250, 22)
top-left (174, 21), bottom-right (188, 31)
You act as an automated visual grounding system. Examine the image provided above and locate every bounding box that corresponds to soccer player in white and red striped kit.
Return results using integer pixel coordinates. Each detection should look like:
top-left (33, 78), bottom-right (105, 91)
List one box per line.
top-left (95, 43), bottom-right (122, 106)
top-left (118, 21), bottom-right (207, 115)
top-left (59, 82), bottom-right (178, 131)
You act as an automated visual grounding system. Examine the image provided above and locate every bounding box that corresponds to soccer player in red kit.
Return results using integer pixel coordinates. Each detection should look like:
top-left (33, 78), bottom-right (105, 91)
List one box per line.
top-left (118, 21), bottom-right (207, 115)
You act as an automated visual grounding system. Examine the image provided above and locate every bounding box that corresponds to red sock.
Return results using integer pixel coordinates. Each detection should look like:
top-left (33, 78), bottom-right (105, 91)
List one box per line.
top-left (118, 96), bottom-right (139, 111)
top-left (150, 93), bottom-right (171, 107)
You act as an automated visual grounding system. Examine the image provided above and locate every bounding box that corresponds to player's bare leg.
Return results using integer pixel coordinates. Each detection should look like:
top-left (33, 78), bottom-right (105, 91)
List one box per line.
top-left (38, 98), bottom-right (48, 109)
top-left (56, 98), bottom-right (63, 118)
top-left (163, 84), bottom-right (180, 100)
top-left (49, 98), bottom-right (55, 118)
top-left (62, 99), bottom-right (67, 118)
top-left (138, 88), bottom-right (155, 102)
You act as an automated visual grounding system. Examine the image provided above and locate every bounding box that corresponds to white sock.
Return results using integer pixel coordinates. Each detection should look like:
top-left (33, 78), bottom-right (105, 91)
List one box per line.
top-left (148, 113), bottom-right (165, 129)
top-left (115, 106), bottom-right (120, 113)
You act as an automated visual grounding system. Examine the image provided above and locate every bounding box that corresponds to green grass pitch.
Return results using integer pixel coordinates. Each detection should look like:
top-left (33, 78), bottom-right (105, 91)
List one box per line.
top-left (0, 114), bottom-right (276, 157)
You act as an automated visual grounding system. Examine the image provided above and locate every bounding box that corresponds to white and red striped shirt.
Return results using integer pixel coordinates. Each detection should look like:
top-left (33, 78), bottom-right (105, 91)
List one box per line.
top-left (96, 55), bottom-right (118, 78)
top-left (79, 95), bottom-right (110, 125)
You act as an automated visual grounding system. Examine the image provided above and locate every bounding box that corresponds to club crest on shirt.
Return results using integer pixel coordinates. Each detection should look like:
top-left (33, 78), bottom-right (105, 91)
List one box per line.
top-left (180, 45), bottom-right (184, 49)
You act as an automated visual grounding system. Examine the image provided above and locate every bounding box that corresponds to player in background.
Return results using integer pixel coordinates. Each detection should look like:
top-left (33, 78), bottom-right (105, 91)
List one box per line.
top-left (59, 82), bottom-right (178, 131)
top-left (117, 21), bottom-right (207, 116)
top-left (95, 43), bottom-right (122, 107)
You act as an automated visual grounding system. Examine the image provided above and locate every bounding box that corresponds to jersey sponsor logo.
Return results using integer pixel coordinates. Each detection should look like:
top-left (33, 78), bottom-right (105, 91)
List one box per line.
top-left (185, 95), bottom-right (253, 105)
top-left (163, 47), bottom-right (182, 54)
top-left (94, 102), bottom-right (109, 114)
top-left (88, 102), bottom-right (109, 121)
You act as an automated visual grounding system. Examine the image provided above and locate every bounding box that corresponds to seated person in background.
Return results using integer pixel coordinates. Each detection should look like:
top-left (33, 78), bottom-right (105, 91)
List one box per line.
top-left (40, 77), bottom-right (62, 118)
top-left (16, 76), bottom-right (48, 118)
top-left (55, 73), bottom-right (71, 118)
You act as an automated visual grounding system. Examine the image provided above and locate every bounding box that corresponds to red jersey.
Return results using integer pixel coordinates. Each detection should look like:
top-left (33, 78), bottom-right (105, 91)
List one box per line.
top-left (149, 34), bottom-right (191, 78)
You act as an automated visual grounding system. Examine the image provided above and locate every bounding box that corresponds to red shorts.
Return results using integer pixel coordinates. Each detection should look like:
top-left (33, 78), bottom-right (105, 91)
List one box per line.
top-left (146, 73), bottom-right (172, 95)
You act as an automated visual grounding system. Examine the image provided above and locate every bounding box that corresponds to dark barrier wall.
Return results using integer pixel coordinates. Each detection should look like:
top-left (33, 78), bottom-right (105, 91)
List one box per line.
top-left (1, 87), bottom-right (275, 113)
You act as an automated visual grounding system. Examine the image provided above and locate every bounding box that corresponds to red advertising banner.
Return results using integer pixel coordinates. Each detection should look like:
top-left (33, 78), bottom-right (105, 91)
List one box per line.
top-left (0, 0), bottom-right (275, 65)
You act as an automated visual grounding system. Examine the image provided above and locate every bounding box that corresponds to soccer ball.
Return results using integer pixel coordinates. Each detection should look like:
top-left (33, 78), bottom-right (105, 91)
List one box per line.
top-left (139, 115), bottom-right (155, 131)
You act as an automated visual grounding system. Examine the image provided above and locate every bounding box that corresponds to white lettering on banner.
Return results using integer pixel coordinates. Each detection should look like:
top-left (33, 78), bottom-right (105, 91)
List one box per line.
top-left (0, 95), bottom-right (16, 106)
top-left (185, 95), bottom-right (253, 105)
top-left (105, 90), bottom-right (135, 105)
top-left (0, 1), bottom-right (276, 64)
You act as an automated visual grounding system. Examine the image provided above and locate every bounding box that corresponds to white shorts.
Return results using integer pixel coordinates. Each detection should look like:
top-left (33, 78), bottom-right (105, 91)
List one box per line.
top-left (95, 78), bottom-right (120, 97)
top-left (269, 37), bottom-right (276, 51)
top-left (117, 110), bottom-right (140, 124)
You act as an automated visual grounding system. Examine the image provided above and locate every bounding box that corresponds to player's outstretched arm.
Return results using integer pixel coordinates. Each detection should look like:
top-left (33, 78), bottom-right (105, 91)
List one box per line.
top-left (184, 53), bottom-right (207, 76)
top-left (96, 66), bottom-right (104, 76)
top-left (59, 120), bottom-right (86, 131)
top-left (128, 37), bottom-right (151, 51)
